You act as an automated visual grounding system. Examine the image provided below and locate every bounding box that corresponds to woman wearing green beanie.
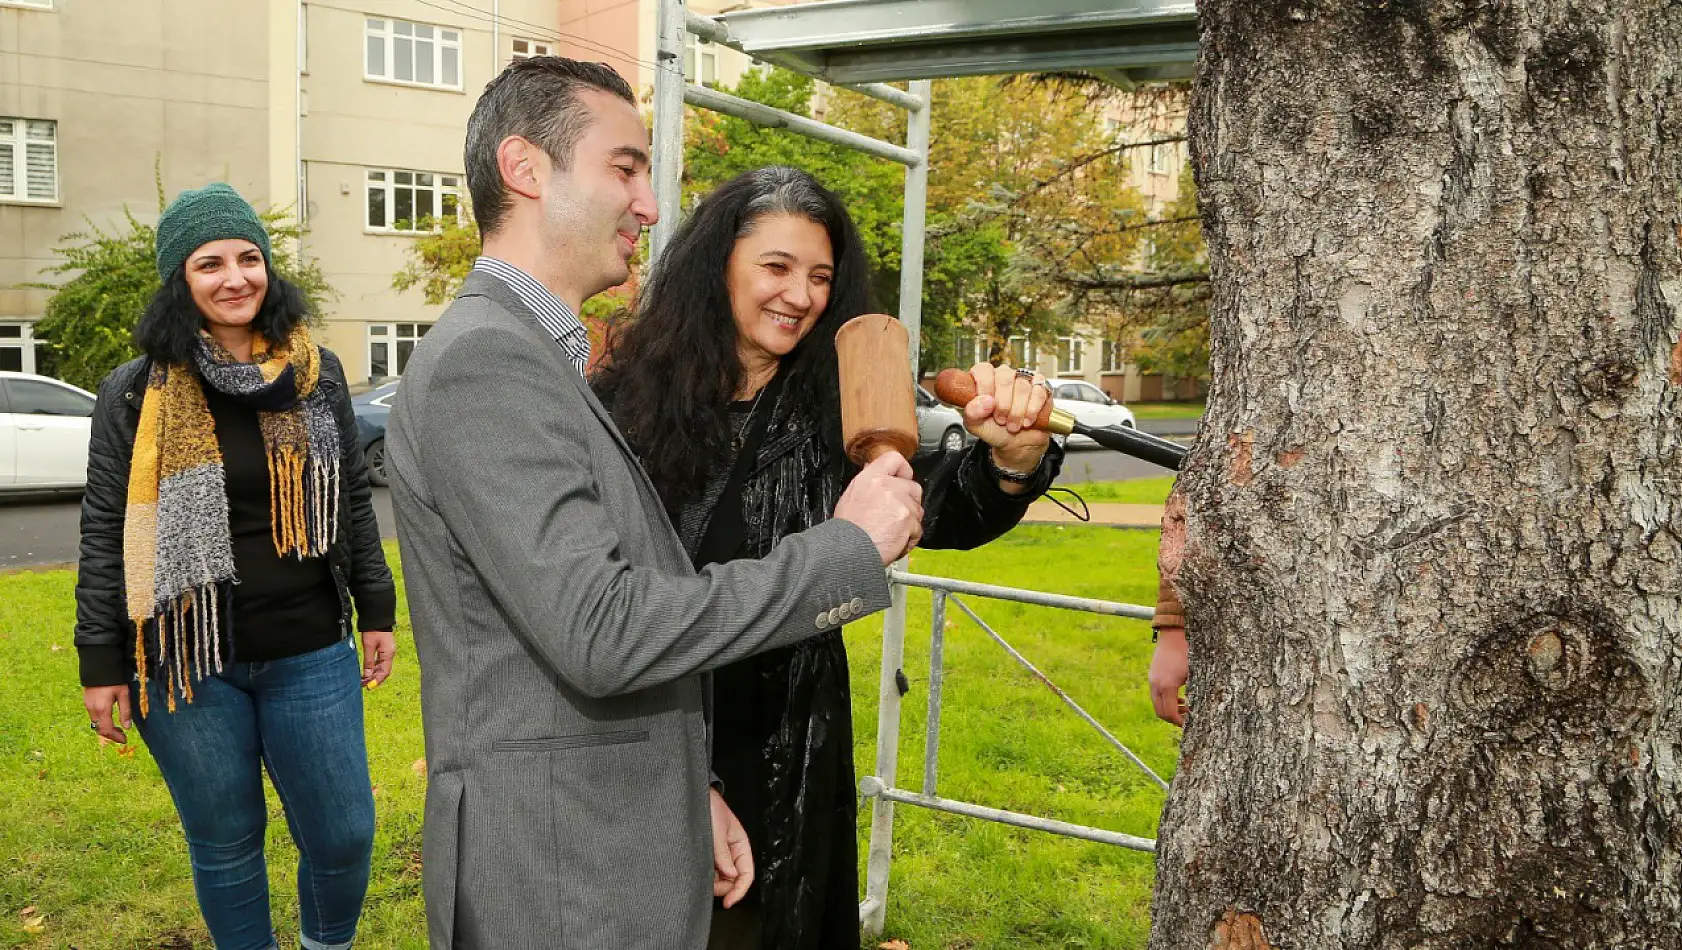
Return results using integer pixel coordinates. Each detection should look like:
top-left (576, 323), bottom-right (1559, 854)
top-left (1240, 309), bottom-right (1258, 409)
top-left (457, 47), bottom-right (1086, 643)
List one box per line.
top-left (72, 182), bottom-right (397, 950)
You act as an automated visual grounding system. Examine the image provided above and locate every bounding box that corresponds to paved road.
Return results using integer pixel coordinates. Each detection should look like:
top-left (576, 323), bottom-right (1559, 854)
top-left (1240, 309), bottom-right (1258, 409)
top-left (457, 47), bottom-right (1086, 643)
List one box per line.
top-left (0, 489), bottom-right (400, 571)
top-left (0, 419), bottom-right (1195, 569)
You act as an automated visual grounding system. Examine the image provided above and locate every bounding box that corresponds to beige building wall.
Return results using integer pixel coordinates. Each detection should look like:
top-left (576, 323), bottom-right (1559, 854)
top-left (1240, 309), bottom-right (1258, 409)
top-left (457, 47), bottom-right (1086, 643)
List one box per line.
top-left (299, 0), bottom-right (568, 382)
top-left (1078, 97), bottom-right (1194, 403)
top-left (0, 0), bottom-right (275, 373)
top-left (553, 0), bottom-right (801, 102)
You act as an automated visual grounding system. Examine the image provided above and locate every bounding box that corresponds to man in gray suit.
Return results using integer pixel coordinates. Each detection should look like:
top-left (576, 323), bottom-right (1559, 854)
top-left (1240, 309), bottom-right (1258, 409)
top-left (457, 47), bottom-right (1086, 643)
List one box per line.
top-left (387, 58), bottom-right (923, 949)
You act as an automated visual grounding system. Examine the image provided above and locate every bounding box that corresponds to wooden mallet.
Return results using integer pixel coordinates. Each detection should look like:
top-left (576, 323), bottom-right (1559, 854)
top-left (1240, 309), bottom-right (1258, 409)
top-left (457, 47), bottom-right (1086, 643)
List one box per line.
top-left (835, 313), bottom-right (919, 465)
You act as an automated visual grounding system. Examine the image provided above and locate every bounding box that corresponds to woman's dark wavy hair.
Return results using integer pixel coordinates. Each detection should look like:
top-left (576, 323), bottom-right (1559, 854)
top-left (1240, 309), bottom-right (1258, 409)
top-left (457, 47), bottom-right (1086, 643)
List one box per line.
top-left (134, 264), bottom-right (311, 365)
top-left (595, 165), bottom-right (874, 508)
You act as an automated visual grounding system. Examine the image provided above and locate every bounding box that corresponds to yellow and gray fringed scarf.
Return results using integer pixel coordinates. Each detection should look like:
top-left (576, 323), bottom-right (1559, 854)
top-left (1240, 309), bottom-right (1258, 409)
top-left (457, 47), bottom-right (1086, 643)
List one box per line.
top-left (124, 326), bottom-right (341, 716)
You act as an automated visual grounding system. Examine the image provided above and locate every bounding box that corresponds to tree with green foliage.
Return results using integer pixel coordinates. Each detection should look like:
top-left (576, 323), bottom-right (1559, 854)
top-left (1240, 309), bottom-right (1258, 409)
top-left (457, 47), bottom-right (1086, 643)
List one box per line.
top-left (391, 68), bottom-right (1191, 377)
top-left (828, 75), bottom-right (1161, 371)
top-left (1076, 161), bottom-right (1211, 387)
top-left (390, 210), bottom-right (636, 332)
top-left (30, 175), bottom-right (332, 391)
top-left (683, 67), bottom-right (904, 287)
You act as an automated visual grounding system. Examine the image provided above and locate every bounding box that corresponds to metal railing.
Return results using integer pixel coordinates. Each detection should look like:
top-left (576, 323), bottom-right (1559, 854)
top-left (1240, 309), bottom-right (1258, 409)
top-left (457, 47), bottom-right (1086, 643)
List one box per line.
top-left (650, 2), bottom-right (1168, 936)
top-left (859, 570), bottom-right (1167, 936)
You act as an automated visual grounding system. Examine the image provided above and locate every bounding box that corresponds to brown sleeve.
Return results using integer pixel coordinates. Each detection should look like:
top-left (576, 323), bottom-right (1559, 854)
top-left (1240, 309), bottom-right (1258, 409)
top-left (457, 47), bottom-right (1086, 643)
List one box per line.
top-left (1151, 486), bottom-right (1188, 631)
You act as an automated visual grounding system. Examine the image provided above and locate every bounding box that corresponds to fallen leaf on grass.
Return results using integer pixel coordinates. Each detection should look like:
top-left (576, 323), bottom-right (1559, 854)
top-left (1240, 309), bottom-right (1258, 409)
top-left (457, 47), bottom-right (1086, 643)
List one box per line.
top-left (116, 744), bottom-right (136, 759)
top-left (17, 906), bottom-right (36, 918)
top-left (21, 914), bottom-right (46, 934)
top-left (879, 941), bottom-right (910, 950)
top-left (48, 644), bottom-right (61, 652)
top-left (412, 757), bottom-right (427, 776)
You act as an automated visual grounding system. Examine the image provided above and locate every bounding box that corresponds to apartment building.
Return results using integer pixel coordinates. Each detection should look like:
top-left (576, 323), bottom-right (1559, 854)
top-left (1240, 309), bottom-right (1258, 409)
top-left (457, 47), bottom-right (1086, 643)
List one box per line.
top-left (1, 0), bottom-right (803, 382)
top-left (1045, 96), bottom-right (1199, 403)
top-left (0, 0), bottom-right (284, 374)
top-left (5, 0), bottom-right (1194, 394)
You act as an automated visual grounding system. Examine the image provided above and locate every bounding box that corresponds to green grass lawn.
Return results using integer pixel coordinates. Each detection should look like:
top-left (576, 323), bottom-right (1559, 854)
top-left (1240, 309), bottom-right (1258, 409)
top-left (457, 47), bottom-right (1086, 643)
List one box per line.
top-left (1120, 402), bottom-right (1203, 421)
top-left (1057, 477), bottom-right (1177, 506)
top-left (1, 529), bottom-right (1173, 949)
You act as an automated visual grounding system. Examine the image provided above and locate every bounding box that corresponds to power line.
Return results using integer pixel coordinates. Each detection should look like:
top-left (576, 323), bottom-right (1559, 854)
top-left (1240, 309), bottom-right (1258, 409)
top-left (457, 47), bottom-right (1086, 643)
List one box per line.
top-left (409, 0), bottom-right (662, 71)
top-left (558, 0), bottom-right (643, 29)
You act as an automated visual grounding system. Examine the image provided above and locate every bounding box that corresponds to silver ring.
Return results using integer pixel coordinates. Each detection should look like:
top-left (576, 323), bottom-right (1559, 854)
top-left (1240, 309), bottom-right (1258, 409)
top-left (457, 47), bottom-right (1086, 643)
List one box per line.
top-left (1014, 367), bottom-right (1034, 380)
top-left (88, 720), bottom-right (100, 731)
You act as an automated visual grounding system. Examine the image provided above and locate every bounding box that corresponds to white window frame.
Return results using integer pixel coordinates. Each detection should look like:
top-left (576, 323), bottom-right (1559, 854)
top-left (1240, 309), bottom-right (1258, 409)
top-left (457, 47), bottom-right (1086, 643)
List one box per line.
top-left (1149, 140), bottom-right (1175, 175)
top-left (364, 168), bottom-right (462, 234)
top-left (511, 37), bottom-right (553, 61)
top-left (0, 321), bottom-right (38, 374)
top-left (0, 0), bottom-right (54, 9)
top-left (0, 118), bottom-right (59, 205)
top-left (951, 332), bottom-right (985, 370)
top-left (364, 17), bottom-right (462, 91)
top-left (1057, 336), bottom-right (1085, 375)
top-left (684, 33), bottom-right (718, 84)
top-left (366, 323), bottom-right (432, 380)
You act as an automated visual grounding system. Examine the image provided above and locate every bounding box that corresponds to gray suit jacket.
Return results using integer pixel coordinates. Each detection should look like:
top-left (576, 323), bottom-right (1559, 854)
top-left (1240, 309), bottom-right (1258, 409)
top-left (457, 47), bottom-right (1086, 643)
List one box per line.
top-left (387, 271), bottom-right (892, 949)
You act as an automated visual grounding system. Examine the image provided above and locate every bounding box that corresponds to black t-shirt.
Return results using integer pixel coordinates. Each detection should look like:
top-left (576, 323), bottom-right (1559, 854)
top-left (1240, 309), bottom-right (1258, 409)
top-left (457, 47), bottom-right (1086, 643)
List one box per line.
top-left (203, 385), bottom-right (344, 662)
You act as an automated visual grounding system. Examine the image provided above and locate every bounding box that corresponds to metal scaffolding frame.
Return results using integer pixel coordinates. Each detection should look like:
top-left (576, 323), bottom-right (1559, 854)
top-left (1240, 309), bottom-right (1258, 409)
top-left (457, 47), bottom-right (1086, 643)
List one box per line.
top-left (650, 0), bottom-right (1196, 936)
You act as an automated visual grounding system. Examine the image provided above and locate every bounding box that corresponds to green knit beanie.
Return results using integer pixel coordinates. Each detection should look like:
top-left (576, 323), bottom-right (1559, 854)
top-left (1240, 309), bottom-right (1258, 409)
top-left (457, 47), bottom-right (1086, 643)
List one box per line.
top-left (155, 183), bottom-right (272, 280)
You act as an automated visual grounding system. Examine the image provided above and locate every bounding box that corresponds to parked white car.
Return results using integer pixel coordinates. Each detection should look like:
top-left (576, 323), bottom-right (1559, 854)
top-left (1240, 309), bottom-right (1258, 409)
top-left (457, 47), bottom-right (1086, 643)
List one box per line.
top-left (1051, 380), bottom-right (1137, 447)
top-left (0, 371), bottom-right (97, 492)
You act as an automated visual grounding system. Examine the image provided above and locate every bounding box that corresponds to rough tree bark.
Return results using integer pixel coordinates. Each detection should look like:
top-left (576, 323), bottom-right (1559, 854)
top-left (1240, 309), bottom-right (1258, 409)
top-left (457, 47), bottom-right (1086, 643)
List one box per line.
top-left (1153, 2), bottom-right (1682, 947)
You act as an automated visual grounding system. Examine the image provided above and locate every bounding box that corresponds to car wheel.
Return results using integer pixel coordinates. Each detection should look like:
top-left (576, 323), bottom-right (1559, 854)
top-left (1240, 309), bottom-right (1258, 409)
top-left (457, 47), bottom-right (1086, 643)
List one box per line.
top-left (941, 426), bottom-right (966, 453)
top-left (366, 438), bottom-right (389, 487)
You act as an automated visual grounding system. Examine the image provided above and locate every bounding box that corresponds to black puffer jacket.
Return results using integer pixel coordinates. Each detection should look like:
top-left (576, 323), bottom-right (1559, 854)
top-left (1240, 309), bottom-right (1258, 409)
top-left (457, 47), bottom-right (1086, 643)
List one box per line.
top-left (73, 348), bottom-right (397, 687)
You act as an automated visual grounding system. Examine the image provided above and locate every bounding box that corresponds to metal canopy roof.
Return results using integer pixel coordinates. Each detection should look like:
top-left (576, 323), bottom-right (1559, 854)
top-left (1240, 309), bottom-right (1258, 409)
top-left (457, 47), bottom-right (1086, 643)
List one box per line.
top-left (711, 0), bottom-right (1198, 87)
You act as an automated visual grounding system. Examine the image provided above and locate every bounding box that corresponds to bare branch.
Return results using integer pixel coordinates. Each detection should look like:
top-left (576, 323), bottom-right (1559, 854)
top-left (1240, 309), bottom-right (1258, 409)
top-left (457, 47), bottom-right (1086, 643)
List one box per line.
top-left (1067, 271), bottom-right (1211, 291)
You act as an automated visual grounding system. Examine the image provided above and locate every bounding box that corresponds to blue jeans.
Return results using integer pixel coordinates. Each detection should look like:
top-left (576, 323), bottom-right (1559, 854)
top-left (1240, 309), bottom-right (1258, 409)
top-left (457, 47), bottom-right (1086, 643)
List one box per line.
top-left (133, 638), bottom-right (375, 950)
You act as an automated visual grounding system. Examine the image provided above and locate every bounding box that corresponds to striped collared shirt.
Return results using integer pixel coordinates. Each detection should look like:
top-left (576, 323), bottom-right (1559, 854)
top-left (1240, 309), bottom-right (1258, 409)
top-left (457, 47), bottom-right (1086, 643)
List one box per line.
top-left (471, 256), bottom-right (591, 376)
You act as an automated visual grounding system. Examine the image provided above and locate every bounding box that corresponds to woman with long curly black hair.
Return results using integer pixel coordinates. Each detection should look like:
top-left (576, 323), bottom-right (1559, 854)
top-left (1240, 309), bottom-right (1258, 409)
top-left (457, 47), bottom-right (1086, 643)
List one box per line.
top-left (73, 183), bottom-right (395, 950)
top-left (594, 166), bottom-right (1062, 949)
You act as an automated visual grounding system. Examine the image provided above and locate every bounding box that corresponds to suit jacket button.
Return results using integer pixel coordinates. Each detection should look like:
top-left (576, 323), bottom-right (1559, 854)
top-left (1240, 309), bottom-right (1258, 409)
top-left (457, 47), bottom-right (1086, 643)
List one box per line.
top-left (838, 603), bottom-right (853, 621)
top-left (827, 607), bottom-right (842, 626)
top-left (816, 611), bottom-right (829, 630)
top-left (851, 597), bottom-right (865, 613)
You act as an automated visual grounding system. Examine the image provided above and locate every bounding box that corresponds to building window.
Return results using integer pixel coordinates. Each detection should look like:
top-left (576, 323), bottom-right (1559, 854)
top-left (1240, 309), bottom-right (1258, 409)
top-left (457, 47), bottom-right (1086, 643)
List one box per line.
top-left (1101, 339), bottom-right (1126, 373)
top-left (0, 322), bottom-right (37, 373)
top-left (0, 118), bottom-right (58, 204)
top-left (1057, 337), bottom-right (1084, 375)
top-left (365, 17), bottom-right (462, 90)
top-left (1149, 140), bottom-right (1175, 175)
top-left (511, 38), bottom-right (552, 61)
top-left (1007, 335), bottom-right (1036, 369)
top-left (0, 0), bottom-right (54, 8)
top-left (684, 34), bottom-right (718, 84)
top-left (366, 169), bottom-right (461, 233)
top-left (951, 332), bottom-right (980, 370)
top-left (367, 323), bottom-right (431, 379)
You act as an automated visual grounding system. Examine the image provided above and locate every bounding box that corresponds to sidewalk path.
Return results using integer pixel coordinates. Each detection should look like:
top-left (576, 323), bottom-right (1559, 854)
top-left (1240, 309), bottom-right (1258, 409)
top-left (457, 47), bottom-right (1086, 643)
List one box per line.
top-left (1022, 500), bottom-right (1165, 528)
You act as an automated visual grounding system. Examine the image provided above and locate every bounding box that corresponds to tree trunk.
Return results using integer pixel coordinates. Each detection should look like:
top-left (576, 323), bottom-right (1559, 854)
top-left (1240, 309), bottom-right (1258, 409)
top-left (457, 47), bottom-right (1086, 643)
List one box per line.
top-left (1154, 2), bottom-right (1682, 947)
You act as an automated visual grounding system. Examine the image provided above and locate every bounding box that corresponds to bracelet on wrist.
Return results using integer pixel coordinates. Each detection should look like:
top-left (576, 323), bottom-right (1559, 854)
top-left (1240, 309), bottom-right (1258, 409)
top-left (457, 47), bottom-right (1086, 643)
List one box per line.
top-left (986, 449), bottom-right (1039, 484)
